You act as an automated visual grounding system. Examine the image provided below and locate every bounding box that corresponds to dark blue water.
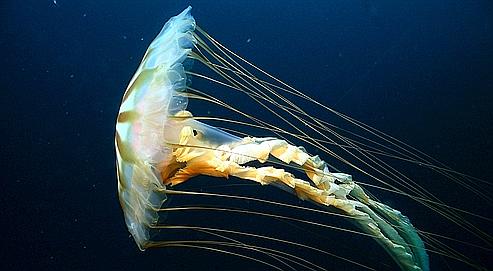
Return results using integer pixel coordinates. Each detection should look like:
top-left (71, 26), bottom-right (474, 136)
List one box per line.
top-left (2, 1), bottom-right (492, 270)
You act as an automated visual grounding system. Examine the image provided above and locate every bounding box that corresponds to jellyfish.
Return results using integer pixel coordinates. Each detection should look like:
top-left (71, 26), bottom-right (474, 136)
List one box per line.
top-left (115, 7), bottom-right (491, 271)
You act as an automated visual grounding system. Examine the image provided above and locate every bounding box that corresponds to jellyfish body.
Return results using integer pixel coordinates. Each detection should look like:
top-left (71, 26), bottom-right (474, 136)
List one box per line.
top-left (115, 6), bottom-right (489, 271)
top-left (115, 7), bottom-right (197, 248)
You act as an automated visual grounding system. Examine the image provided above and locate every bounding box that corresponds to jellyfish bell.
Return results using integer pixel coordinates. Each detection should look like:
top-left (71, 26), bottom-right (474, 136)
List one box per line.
top-left (115, 6), bottom-right (491, 271)
top-left (115, 6), bottom-right (243, 249)
top-left (115, 7), bottom-right (194, 248)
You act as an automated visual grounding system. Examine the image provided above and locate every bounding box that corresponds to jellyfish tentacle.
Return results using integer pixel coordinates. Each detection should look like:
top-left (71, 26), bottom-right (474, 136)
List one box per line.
top-left (229, 137), bottom-right (428, 270)
top-left (167, 126), bottom-right (428, 271)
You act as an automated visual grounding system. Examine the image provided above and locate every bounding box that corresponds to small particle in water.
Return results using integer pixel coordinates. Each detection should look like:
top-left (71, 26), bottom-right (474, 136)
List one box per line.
top-left (122, 35), bottom-right (127, 40)
top-left (53, 0), bottom-right (58, 7)
top-left (140, 37), bottom-right (144, 41)
top-left (246, 38), bottom-right (251, 43)
top-left (69, 74), bottom-right (75, 78)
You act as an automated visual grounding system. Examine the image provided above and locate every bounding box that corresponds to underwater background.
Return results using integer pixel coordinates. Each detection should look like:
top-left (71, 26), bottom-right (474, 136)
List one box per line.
top-left (2, 0), bottom-right (492, 270)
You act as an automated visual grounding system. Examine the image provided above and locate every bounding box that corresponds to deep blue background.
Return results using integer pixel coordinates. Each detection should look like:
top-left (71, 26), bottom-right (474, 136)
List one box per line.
top-left (2, 1), bottom-right (492, 270)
